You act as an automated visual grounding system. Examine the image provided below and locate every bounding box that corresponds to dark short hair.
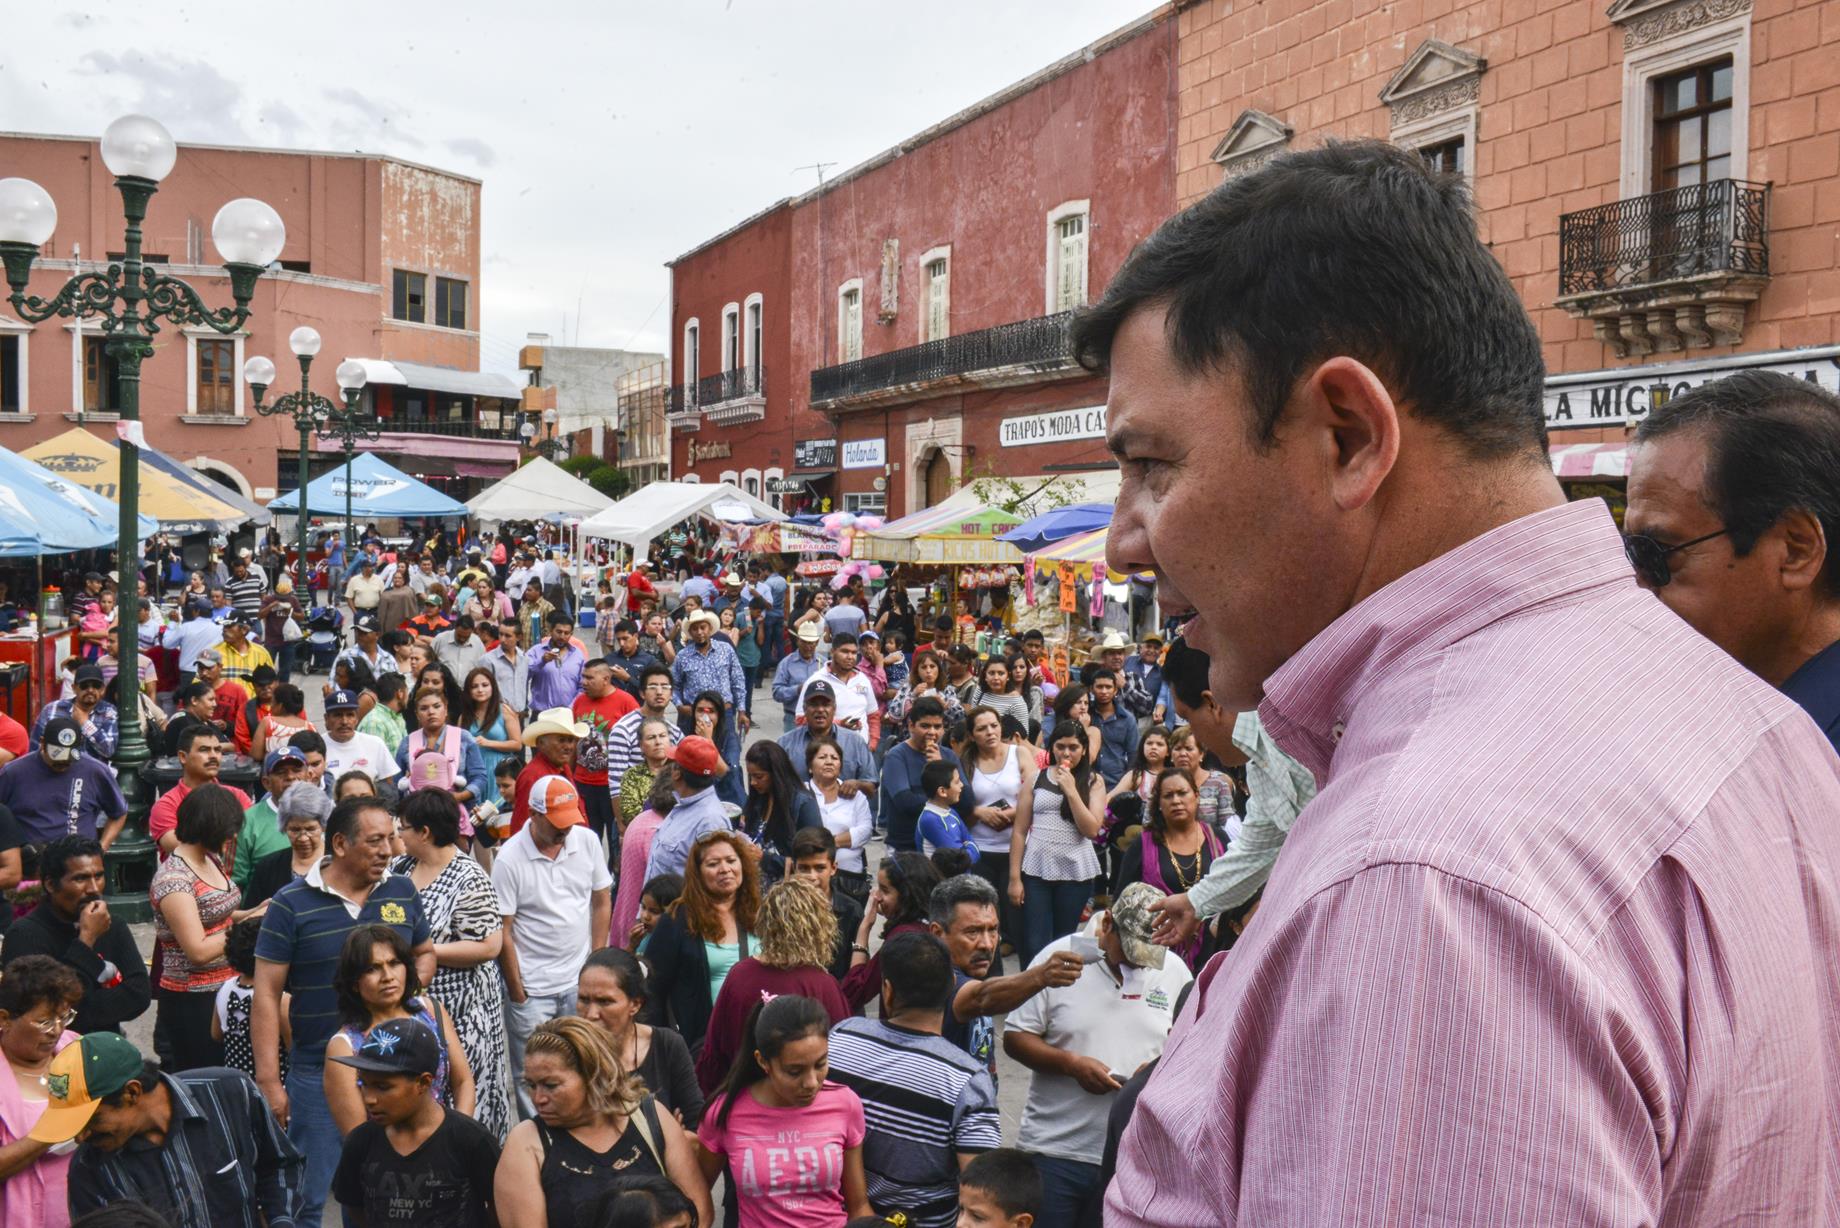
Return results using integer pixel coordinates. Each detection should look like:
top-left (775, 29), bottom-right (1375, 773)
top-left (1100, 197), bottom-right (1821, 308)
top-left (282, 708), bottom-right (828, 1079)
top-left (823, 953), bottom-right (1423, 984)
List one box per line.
top-left (378, 630), bottom-right (412, 652)
top-left (790, 825), bottom-right (836, 861)
top-left (224, 915), bottom-right (264, 978)
top-left (547, 610), bottom-right (574, 628)
top-left (920, 759), bottom-right (958, 799)
top-left (830, 632), bottom-right (858, 650)
top-left (803, 735), bottom-right (843, 771)
top-left (1635, 369), bottom-right (1840, 596)
top-left (960, 1149), bottom-right (1042, 1219)
top-left (271, 684), bottom-right (306, 716)
top-left (638, 662), bottom-right (673, 689)
top-left (0, 954), bottom-right (83, 1018)
top-left (453, 614), bottom-right (475, 631)
top-left (174, 722), bottom-right (219, 755)
top-left (375, 673), bottom-right (408, 704)
top-left (908, 696), bottom-right (946, 726)
top-left (39, 835), bottom-right (104, 887)
top-left (1071, 140), bottom-right (1547, 461)
top-left (174, 783), bottom-right (244, 850)
top-left (879, 930), bottom-right (955, 1014)
top-left (1161, 638), bottom-right (1211, 709)
top-left (399, 788), bottom-right (462, 847)
top-left (289, 730), bottom-right (326, 759)
top-left (1088, 665), bottom-right (1119, 686)
top-left (327, 795), bottom-right (391, 850)
top-left (585, 657), bottom-right (613, 675)
top-left (615, 619), bottom-right (638, 636)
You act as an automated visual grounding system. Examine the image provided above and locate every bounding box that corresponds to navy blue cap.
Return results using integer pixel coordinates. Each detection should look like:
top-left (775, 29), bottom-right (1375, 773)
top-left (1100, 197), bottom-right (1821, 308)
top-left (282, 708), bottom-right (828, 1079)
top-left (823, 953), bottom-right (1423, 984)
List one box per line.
top-left (325, 689), bottom-right (361, 712)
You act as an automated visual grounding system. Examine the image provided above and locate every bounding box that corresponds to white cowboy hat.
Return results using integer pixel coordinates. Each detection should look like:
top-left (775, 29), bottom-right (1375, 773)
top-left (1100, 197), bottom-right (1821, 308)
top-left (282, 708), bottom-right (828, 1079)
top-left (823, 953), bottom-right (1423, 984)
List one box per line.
top-left (686, 610), bottom-right (721, 630)
top-left (795, 621), bottom-right (822, 643)
top-left (1097, 630), bottom-right (1131, 651)
top-left (521, 707), bottom-right (590, 745)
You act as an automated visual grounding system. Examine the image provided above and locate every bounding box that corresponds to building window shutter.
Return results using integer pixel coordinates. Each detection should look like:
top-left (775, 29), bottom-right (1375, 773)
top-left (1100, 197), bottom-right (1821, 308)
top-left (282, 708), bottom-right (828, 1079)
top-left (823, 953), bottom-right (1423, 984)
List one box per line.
top-left (1055, 215), bottom-right (1087, 311)
top-left (926, 261), bottom-right (949, 341)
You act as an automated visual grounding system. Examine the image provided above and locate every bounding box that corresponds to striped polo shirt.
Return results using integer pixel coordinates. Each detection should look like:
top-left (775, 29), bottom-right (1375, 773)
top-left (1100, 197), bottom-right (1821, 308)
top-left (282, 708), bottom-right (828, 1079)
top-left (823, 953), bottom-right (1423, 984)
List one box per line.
top-left (253, 861), bottom-right (428, 1064)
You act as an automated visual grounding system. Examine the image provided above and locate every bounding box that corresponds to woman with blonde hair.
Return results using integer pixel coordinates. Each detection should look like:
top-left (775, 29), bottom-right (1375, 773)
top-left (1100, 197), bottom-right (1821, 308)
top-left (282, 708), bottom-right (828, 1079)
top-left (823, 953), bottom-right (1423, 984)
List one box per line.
top-left (642, 830), bottom-right (761, 1054)
top-left (692, 877), bottom-right (850, 1093)
top-left (494, 1015), bottom-right (713, 1228)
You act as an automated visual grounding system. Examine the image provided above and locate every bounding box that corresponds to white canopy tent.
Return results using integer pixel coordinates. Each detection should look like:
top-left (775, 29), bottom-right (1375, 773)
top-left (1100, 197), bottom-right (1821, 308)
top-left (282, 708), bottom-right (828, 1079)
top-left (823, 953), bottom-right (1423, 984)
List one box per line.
top-left (465, 456), bottom-right (614, 523)
top-left (577, 481), bottom-right (783, 557)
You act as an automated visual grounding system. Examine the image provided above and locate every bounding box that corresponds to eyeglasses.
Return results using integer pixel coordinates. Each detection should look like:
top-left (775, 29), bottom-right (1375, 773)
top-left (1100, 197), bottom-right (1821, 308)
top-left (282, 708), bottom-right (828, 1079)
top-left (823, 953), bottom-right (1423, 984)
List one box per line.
top-left (1622, 528), bottom-right (1729, 588)
top-left (31, 1008), bottom-right (77, 1036)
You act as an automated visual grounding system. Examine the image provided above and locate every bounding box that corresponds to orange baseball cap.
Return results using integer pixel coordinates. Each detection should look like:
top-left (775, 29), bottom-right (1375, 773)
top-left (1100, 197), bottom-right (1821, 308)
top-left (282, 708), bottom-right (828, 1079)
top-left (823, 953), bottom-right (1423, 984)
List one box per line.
top-left (528, 775), bottom-right (587, 828)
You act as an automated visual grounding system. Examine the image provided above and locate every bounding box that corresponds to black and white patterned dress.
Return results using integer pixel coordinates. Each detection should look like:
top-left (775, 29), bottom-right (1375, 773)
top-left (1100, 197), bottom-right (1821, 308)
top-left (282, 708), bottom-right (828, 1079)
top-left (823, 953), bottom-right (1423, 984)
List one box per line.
top-left (394, 851), bottom-right (514, 1140)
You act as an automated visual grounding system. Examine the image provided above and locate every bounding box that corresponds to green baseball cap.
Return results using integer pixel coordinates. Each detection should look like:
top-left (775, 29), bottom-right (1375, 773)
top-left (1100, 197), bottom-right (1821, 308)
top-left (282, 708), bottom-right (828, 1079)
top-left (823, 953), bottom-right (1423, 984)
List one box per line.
top-left (31, 1031), bottom-right (146, 1144)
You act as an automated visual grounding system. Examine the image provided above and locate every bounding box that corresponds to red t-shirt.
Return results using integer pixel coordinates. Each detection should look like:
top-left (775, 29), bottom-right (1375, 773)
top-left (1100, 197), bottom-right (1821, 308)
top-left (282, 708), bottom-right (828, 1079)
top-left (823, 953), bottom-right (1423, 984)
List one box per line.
top-left (149, 780), bottom-right (253, 846)
top-left (625, 570), bottom-right (655, 614)
top-left (511, 752), bottom-right (575, 836)
top-left (571, 690), bottom-right (639, 788)
top-left (0, 713), bottom-right (27, 761)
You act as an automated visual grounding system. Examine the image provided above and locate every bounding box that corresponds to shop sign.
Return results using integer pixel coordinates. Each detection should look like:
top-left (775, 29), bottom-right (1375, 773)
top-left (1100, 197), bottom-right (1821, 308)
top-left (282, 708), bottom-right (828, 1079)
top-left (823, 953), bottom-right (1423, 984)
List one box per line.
top-left (766, 477), bottom-right (806, 494)
top-left (841, 438), bottom-right (886, 469)
top-left (795, 438), bottom-right (837, 469)
top-left (999, 405), bottom-right (1107, 447)
top-left (1545, 347), bottom-right (1840, 430)
top-left (687, 440), bottom-right (733, 465)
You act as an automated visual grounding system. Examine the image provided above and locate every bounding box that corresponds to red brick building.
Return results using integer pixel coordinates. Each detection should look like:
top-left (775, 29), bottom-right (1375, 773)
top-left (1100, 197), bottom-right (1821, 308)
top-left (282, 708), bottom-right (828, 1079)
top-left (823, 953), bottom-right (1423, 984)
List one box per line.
top-left (0, 132), bottom-right (522, 503)
top-left (668, 9), bottom-right (1179, 517)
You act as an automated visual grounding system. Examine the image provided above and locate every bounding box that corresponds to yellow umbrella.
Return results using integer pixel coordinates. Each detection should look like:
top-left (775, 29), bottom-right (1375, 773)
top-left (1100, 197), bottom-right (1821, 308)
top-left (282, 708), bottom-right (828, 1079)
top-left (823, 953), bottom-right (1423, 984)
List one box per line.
top-left (23, 429), bottom-right (244, 532)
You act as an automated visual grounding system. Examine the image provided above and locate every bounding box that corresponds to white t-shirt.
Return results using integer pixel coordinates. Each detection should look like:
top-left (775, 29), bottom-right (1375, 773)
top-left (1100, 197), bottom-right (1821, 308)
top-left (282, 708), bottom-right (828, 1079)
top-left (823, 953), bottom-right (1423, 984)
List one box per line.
top-left (323, 730), bottom-right (402, 784)
top-left (808, 784), bottom-right (873, 875)
top-left (490, 825), bottom-right (612, 996)
top-left (796, 668), bottom-right (877, 732)
top-left (1007, 929), bottom-right (1192, 1165)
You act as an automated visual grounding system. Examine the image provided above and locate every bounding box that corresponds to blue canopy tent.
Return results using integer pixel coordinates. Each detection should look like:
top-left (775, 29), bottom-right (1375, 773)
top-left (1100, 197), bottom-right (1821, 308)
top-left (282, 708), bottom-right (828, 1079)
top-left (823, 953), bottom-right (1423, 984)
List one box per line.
top-left (0, 449), bottom-right (159, 557)
top-left (265, 453), bottom-right (468, 520)
top-left (996, 502), bottom-right (1114, 554)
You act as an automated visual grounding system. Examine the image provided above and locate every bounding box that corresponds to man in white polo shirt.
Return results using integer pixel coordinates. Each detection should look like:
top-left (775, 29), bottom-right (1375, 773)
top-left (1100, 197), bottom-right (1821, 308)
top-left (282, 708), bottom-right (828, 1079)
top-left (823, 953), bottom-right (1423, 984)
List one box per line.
top-left (1003, 882), bottom-right (1192, 1227)
top-left (320, 689), bottom-right (402, 796)
top-left (491, 774), bottom-right (612, 1112)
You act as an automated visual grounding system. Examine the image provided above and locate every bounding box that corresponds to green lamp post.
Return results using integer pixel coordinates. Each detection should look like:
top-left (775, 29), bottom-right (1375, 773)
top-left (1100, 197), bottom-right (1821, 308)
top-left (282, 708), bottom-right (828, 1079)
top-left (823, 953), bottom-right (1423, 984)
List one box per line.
top-left (0, 115), bottom-right (285, 918)
top-left (246, 331), bottom-right (370, 596)
top-left (316, 369), bottom-right (383, 553)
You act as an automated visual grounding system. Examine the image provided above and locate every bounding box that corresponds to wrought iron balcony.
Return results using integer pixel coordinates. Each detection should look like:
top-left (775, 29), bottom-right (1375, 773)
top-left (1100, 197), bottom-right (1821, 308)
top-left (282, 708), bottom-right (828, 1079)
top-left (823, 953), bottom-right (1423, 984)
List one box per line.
top-left (1557, 179), bottom-right (1770, 357)
top-left (699, 366), bottom-right (767, 425)
top-left (810, 311), bottom-right (1078, 409)
top-left (371, 416), bottom-right (521, 441)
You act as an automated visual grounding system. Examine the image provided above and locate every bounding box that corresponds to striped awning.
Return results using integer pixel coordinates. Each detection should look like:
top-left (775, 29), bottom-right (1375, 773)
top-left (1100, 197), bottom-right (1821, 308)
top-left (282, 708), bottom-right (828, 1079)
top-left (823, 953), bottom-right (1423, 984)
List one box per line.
top-left (1550, 442), bottom-right (1628, 478)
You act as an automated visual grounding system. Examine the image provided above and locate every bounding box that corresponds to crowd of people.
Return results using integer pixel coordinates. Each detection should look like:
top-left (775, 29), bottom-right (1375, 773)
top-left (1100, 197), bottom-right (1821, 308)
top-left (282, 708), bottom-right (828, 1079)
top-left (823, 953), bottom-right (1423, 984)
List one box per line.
top-left (6, 140), bottom-right (1840, 1228)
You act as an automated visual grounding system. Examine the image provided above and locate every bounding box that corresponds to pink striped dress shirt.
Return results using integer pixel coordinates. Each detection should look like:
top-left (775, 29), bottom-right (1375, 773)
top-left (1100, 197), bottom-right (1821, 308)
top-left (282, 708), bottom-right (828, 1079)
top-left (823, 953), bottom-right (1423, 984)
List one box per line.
top-left (1108, 499), bottom-right (1840, 1226)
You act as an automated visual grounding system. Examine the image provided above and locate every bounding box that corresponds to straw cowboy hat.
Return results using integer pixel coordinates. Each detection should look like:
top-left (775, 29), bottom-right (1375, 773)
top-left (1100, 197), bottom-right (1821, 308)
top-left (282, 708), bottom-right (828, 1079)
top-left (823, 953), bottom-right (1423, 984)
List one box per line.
top-left (521, 707), bottom-right (590, 745)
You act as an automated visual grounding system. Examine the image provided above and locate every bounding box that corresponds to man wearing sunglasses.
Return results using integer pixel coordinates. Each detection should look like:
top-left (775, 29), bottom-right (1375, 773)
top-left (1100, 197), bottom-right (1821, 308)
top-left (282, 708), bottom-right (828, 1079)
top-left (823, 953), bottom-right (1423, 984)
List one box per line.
top-left (1626, 369), bottom-right (1840, 753)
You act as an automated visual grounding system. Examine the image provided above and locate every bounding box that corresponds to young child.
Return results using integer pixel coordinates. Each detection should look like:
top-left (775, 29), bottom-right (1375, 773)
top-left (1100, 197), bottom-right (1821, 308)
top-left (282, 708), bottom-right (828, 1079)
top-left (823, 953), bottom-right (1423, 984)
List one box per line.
top-left (629, 872), bottom-right (684, 951)
top-left (213, 915), bottom-right (290, 1081)
top-left (916, 760), bottom-right (979, 864)
top-left (957, 1149), bottom-right (1040, 1228)
top-left (331, 1016), bottom-right (501, 1227)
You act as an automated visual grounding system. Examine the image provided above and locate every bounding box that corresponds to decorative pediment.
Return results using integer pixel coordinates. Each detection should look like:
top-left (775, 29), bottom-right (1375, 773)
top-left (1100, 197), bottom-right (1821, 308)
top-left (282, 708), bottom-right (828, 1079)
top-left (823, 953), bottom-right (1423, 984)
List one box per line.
top-left (1608, 0), bottom-right (1752, 51)
top-left (1210, 110), bottom-right (1293, 177)
top-left (1379, 39), bottom-right (1486, 126)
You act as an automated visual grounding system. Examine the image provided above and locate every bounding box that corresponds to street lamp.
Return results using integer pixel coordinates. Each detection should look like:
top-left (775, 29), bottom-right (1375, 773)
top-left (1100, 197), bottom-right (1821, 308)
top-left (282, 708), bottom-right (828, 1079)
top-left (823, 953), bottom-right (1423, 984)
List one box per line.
top-left (0, 115), bottom-right (284, 915)
top-left (246, 331), bottom-right (370, 597)
top-left (325, 360), bottom-right (383, 553)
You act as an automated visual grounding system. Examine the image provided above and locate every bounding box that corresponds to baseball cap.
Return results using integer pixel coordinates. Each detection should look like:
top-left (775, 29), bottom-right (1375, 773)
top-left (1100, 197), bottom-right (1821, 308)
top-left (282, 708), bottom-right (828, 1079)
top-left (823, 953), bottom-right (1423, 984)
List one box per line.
top-left (222, 610), bottom-right (251, 628)
top-left (421, 593), bottom-right (442, 605)
top-left (82, 571), bottom-right (104, 583)
top-left (1108, 882), bottom-right (1171, 971)
top-left (71, 664), bottom-right (105, 687)
top-left (325, 688), bottom-right (361, 712)
top-left (669, 735), bottom-right (724, 777)
top-left (528, 775), bottom-right (587, 828)
top-left (354, 614), bottom-right (380, 634)
top-left (196, 648), bottom-right (223, 667)
top-left (795, 622), bottom-right (822, 643)
top-left (857, 628), bottom-right (880, 642)
top-left (263, 745), bottom-right (307, 775)
top-left (802, 679), bottom-right (836, 704)
top-left (186, 597), bottom-right (213, 616)
top-left (328, 1017), bottom-right (441, 1077)
top-left (30, 1032), bottom-right (146, 1144)
top-left (40, 717), bottom-right (82, 764)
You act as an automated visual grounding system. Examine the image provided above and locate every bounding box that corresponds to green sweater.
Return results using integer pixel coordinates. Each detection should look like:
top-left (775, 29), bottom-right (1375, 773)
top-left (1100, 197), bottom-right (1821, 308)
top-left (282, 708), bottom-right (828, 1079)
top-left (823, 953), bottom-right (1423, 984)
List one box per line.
top-left (232, 799), bottom-right (290, 888)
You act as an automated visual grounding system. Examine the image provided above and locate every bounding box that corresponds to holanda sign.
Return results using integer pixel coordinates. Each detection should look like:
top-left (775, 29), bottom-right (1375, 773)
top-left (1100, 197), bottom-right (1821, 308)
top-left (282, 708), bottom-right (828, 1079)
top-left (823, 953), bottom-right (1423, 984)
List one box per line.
top-left (999, 405), bottom-right (1107, 447)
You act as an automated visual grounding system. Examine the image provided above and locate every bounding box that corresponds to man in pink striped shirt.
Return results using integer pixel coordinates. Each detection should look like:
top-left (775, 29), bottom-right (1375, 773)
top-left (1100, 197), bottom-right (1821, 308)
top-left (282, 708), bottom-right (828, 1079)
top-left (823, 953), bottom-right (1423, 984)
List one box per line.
top-left (1078, 141), bottom-right (1840, 1226)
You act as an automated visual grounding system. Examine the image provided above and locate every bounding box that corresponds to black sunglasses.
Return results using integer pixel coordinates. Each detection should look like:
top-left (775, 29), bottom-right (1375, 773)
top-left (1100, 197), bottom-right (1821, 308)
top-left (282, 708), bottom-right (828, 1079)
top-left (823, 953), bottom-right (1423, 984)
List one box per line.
top-left (1622, 528), bottom-right (1728, 587)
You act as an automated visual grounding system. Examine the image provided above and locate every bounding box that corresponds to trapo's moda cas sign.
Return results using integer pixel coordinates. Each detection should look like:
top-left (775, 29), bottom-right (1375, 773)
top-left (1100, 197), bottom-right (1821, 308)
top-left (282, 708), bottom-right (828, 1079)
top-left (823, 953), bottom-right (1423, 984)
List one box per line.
top-left (1545, 347), bottom-right (1840, 429)
top-left (999, 405), bottom-right (1107, 447)
top-left (841, 438), bottom-right (886, 469)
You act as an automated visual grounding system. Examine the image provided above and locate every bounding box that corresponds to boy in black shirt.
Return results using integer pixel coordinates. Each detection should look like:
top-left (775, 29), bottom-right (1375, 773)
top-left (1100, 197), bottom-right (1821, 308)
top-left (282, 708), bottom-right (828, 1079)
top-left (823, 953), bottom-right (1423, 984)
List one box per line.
top-left (331, 1016), bottom-right (500, 1228)
top-left (789, 825), bottom-right (864, 980)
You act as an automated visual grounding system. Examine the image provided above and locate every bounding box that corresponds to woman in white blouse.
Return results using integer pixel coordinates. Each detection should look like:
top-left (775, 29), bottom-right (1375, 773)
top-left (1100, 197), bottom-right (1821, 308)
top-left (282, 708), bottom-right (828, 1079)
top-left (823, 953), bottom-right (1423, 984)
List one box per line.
top-left (804, 736), bottom-right (874, 901)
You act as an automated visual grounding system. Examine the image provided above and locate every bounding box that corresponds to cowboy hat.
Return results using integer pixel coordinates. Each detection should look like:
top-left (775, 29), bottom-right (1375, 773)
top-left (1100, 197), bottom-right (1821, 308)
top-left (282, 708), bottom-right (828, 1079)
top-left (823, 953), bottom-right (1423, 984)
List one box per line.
top-left (521, 707), bottom-right (590, 745)
top-left (1097, 629), bottom-right (1131, 652)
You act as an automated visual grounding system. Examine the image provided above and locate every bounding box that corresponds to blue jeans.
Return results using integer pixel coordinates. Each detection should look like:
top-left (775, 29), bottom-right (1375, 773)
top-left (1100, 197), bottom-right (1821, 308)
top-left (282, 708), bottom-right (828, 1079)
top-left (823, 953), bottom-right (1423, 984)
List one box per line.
top-left (1021, 874), bottom-right (1091, 967)
top-left (287, 1058), bottom-right (341, 1226)
top-left (506, 989), bottom-right (578, 1117)
top-left (1033, 1154), bottom-right (1104, 1228)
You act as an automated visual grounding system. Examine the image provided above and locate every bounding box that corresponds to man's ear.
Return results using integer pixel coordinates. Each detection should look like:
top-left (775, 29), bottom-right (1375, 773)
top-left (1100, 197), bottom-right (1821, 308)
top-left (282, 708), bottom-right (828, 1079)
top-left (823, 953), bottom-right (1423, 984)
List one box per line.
top-left (1774, 508), bottom-right (1828, 593)
top-left (1297, 357), bottom-right (1401, 514)
top-left (1014, 1214), bottom-right (1034, 1228)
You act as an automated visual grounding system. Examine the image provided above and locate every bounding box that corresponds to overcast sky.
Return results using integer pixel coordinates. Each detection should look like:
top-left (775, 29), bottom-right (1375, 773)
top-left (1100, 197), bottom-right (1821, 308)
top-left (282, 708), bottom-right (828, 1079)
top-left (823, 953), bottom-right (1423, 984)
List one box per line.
top-left (3, 1), bottom-right (1149, 374)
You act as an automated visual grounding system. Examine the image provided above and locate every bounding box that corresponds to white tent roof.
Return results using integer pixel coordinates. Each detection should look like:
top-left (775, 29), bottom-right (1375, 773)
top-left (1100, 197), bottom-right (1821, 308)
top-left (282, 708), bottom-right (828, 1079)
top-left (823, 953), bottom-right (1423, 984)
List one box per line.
top-left (466, 456), bottom-right (613, 522)
top-left (577, 481), bottom-right (784, 550)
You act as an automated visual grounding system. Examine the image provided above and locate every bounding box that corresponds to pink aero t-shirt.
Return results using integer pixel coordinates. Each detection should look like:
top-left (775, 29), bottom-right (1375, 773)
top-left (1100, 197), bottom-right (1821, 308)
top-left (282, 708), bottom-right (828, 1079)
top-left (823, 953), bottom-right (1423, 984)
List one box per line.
top-left (698, 1083), bottom-right (865, 1228)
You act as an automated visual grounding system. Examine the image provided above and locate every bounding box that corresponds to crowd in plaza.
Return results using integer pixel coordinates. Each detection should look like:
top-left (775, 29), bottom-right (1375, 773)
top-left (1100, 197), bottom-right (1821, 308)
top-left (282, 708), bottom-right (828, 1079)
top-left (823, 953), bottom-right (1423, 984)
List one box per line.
top-left (3, 141), bottom-right (1840, 1228)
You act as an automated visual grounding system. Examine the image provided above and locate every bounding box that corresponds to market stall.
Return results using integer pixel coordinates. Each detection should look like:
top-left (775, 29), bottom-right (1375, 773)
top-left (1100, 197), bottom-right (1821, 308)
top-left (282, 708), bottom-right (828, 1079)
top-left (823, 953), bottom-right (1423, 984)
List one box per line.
top-left (24, 428), bottom-right (247, 534)
top-left (577, 481), bottom-right (783, 559)
top-left (465, 456), bottom-right (615, 524)
top-left (266, 452), bottom-right (470, 520)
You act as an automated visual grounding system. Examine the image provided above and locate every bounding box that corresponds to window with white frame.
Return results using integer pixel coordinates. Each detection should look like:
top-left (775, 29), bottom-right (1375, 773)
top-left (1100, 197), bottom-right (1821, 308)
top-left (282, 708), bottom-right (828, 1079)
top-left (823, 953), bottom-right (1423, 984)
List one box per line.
top-left (186, 327), bottom-right (248, 417)
top-left (1380, 40), bottom-right (1484, 183)
top-left (0, 324), bottom-right (27, 414)
top-left (721, 304), bottom-right (740, 373)
top-left (920, 248), bottom-right (951, 343)
top-left (838, 280), bottom-right (864, 363)
top-left (683, 319), bottom-right (700, 406)
top-left (1046, 203), bottom-right (1090, 314)
top-left (844, 492), bottom-right (886, 516)
top-left (1612, 0), bottom-right (1751, 200)
top-left (744, 294), bottom-right (763, 385)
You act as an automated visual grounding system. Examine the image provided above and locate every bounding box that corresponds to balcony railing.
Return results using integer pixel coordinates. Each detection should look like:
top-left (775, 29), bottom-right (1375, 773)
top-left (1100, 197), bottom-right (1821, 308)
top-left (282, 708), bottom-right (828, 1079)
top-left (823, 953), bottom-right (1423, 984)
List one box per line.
top-left (372, 416), bottom-right (521, 441)
top-left (1559, 179), bottom-right (1769, 296)
top-left (811, 311), bottom-right (1077, 408)
top-left (1556, 179), bottom-right (1771, 356)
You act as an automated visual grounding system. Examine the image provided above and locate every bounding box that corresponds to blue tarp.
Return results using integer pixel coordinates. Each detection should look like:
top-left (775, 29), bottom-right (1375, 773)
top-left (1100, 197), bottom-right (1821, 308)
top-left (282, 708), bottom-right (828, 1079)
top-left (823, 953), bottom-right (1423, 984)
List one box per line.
top-left (997, 502), bottom-right (1114, 553)
top-left (0, 450), bottom-right (159, 557)
top-left (265, 452), bottom-right (468, 520)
